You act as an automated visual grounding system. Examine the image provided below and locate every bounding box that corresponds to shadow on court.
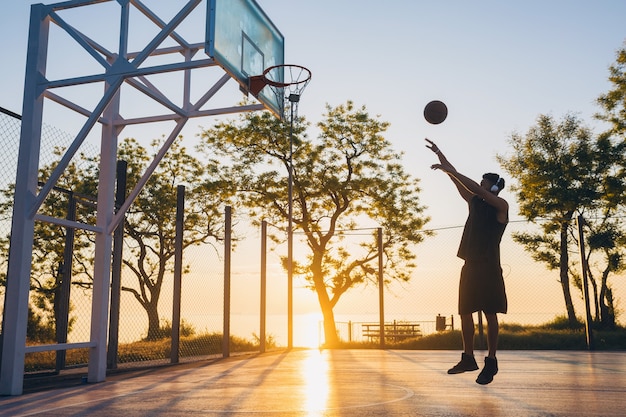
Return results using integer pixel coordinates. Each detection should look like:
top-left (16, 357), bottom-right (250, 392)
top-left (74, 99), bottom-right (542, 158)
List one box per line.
top-left (2, 349), bottom-right (625, 416)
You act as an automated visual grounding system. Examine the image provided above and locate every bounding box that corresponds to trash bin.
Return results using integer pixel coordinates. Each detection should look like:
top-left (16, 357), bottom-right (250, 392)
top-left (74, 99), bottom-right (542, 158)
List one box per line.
top-left (436, 314), bottom-right (446, 331)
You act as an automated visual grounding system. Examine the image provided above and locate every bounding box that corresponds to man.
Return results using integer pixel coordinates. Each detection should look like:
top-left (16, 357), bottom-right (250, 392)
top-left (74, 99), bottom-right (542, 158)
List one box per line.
top-left (425, 138), bottom-right (508, 385)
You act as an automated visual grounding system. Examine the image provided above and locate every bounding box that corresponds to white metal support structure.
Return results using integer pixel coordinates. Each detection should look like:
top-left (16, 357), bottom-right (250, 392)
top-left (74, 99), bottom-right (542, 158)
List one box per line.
top-left (0, 0), bottom-right (264, 395)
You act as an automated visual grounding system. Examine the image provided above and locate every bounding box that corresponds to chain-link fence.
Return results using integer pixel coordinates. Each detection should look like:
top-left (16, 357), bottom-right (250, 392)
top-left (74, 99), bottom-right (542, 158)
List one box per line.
top-left (0, 108), bottom-right (102, 372)
top-left (1, 107), bottom-right (625, 376)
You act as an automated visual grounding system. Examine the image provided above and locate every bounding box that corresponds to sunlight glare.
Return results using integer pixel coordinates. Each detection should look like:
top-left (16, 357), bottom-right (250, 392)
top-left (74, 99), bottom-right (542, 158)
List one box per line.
top-left (294, 312), bottom-right (324, 348)
top-left (300, 351), bottom-right (330, 414)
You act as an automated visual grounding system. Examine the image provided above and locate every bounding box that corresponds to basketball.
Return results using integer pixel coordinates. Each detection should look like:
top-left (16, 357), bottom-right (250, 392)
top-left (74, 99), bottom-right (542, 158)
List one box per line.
top-left (423, 100), bottom-right (448, 125)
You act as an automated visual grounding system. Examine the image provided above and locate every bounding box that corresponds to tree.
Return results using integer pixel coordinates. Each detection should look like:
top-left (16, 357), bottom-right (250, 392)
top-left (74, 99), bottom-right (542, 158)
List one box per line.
top-left (97, 138), bottom-right (231, 340)
top-left (497, 113), bottom-right (626, 328)
top-left (596, 42), bottom-right (626, 138)
top-left (590, 41), bottom-right (626, 328)
top-left (199, 101), bottom-right (430, 345)
top-left (1, 138), bottom-right (230, 342)
top-left (584, 217), bottom-right (626, 328)
top-left (0, 147), bottom-right (95, 342)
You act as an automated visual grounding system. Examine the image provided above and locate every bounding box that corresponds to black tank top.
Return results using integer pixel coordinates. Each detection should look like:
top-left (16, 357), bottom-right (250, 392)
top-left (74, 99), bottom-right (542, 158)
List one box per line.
top-left (457, 196), bottom-right (507, 262)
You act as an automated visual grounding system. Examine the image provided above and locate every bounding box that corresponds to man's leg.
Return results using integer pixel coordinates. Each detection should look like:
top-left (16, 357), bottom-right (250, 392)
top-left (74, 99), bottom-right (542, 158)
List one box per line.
top-left (476, 313), bottom-right (499, 384)
top-left (461, 313), bottom-right (475, 355)
top-left (448, 313), bottom-right (478, 374)
top-left (484, 313), bottom-right (499, 358)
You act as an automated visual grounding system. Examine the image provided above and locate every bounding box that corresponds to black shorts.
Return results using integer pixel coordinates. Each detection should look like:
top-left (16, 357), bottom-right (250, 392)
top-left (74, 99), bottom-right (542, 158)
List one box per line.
top-left (458, 260), bottom-right (507, 315)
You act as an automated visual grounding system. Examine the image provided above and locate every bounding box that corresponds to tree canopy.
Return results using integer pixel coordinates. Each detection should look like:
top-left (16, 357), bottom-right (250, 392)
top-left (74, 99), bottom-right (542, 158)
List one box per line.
top-left (0, 137), bottom-right (230, 342)
top-left (498, 41), bottom-right (626, 328)
top-left (199, 100), bottom-right (430, 345)
top-left (99, 138), bottom-right (232, 340)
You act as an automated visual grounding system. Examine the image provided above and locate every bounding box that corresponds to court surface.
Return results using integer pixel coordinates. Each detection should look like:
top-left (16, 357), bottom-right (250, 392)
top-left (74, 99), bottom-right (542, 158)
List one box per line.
top-left (1, 349), bottom-right (624, 416)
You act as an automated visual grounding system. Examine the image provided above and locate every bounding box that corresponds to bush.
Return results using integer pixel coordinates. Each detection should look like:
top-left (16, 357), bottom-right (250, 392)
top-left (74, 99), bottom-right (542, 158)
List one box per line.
top-left (335, 318), bottom-right (626, 351)
top-left (540, 315), bottom-right (585, 330)
top-left (147, 319), bottom-right (197, 341)
top-left (26, 307), bottom-right (56, 343)
top-left (23, 330), bottom-right (265, 373)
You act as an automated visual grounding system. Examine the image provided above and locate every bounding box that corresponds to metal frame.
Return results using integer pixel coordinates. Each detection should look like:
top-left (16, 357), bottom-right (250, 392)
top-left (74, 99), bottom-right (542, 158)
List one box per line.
top-left (0, 0), bottom-right (266, 395)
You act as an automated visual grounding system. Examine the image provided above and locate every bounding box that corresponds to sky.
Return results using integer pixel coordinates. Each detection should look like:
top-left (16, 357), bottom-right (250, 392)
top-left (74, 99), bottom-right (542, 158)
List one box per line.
top-left (261, 0), bottom-right (626, 228)
top-left (2, 0), bottom-right (625, 228)
top-left (1, 1), bottom-right (626, 344)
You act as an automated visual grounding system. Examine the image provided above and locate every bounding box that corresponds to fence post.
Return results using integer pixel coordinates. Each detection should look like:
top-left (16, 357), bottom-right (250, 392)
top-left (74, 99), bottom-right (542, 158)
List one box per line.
top-left (223, 206), bottom-right (232, 357)
top-left (171, 185), bottom-right (185, 363)
top-left (477, 311), bottom-right (485, 350)
top-left (108, 160), bottom-right (127, 370)
top-left (260, 220), bottom-right (267, 353)
top-left (348, 321), bottom-right (352, 342)
top-left (576, 215), bottom-right (595, 350)
top-left (55, 192), bottom-right (76, 372)
top-left (377, 227), bottom-right (385, 349)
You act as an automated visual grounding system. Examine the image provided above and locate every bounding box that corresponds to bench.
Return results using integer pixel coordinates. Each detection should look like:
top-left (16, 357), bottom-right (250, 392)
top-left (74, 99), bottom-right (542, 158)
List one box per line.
top-left (361, 321), bottom-right (422, 342)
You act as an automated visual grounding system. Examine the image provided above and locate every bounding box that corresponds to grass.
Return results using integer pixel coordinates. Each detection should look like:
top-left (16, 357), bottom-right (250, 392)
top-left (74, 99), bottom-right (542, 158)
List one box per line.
top-left (383, 327), bottom-right (626, 350)
top-left (23, 318), bottom-right (626, 372)
top-left (333, 319), bottom-right (626, 351)
top-left (24, 331), bottom-right (276, 373)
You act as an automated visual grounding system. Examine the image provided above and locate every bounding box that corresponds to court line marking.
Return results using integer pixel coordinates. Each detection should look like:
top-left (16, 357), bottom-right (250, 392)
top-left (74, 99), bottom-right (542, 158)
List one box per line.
top-left (198, 384), bottom-right (415, 413)
top-left (11, 383), bottom-right (414, 416)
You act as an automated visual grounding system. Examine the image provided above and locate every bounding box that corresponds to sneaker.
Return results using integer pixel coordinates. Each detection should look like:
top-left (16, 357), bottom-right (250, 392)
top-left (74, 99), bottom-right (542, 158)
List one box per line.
top-left (476, 356), bottom-right (498, 385)
top-left (447, 353), bottom-right (479, 374)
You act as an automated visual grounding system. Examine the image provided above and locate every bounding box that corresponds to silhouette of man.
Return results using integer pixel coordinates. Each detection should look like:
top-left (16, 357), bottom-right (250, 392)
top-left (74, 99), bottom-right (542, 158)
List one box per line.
top-left (426, 138), bottom-right (508, 385)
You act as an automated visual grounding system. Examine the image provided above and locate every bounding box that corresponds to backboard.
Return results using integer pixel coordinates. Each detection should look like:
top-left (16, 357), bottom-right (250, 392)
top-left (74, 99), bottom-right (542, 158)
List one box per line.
top-left (206, 0), bottom-right (285, 118)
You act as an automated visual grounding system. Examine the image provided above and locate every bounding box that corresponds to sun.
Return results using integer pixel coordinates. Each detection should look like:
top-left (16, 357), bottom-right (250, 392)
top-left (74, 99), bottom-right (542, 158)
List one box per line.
top-left (294, 312), bottom-right (324, 348)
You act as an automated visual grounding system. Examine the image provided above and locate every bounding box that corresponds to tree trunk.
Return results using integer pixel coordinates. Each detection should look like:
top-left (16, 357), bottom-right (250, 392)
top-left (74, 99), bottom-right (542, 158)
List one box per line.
top-left (309, 248), bottom-right (340, 346)
top-left (586, 264), bottom-right (600, 322)
top-left (320, 303), bottom-right (339, 346)
top-left (316, 286), bottom-right (339, 346)
top-left (146, 302), bottom-right (161, 340)
top-left (311, 271), bottom-right (339, 346)
top-left (599, 269), bottom-right (615, 329)
top-left (560, 222), bottom-right (577, 327)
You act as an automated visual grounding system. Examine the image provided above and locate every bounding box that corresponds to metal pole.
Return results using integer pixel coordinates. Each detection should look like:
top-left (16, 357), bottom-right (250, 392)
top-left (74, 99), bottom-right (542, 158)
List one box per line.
top-left (55, 192), bottom-right (76, 372)
top-left (287, 102), bottom-right (294, 349)
top-left (260, 221), bottom-right (267, 353)
top-left (377, 228), bottom-right (385, 349)
top-left (171, 185), bottom-right (185, 363)
top-left (0, 4), bottom-right (48, 395)
top-left (576, 215), bottom-right (595, 350)
top-left (223, 206), bottom-right (232, 357)
top-left (108, 160), bottom-right (127, 370)
top-left (477, 311), bottom-right (485, 350)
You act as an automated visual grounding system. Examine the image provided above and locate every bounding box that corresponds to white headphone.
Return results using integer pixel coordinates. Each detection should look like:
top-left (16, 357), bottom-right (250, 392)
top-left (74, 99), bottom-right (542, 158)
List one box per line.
top-left (490, 178), bottom-right (504, 193)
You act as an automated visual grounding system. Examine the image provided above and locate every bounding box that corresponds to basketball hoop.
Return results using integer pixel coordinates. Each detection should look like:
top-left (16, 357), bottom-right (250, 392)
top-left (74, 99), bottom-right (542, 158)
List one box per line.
top-left (248, 64), bottom-right (312, 119)
top-left (249, 64), bottom-right (310, 353)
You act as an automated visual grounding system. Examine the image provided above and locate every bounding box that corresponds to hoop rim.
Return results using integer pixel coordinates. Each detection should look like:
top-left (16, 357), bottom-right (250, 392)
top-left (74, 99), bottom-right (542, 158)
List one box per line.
top-left (262, 64), bottom-right (312, 88)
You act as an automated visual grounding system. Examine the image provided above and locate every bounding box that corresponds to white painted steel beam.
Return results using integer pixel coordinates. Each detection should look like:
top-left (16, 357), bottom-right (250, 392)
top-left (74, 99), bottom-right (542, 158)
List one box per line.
top-left (0, 3), bottom-right (50, 396)
top-left (1, 0), bottom-right (269, 395)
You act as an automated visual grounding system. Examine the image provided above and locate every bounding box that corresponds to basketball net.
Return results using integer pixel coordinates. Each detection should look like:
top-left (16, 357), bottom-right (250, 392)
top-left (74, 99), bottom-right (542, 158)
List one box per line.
top-left (248, 64), bottom-right (311, 120)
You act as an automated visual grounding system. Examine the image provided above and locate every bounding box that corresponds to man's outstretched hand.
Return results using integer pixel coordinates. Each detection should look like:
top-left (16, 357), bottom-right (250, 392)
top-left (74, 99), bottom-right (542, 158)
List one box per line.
top-left (425, 138), bottom-right (440, 154)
